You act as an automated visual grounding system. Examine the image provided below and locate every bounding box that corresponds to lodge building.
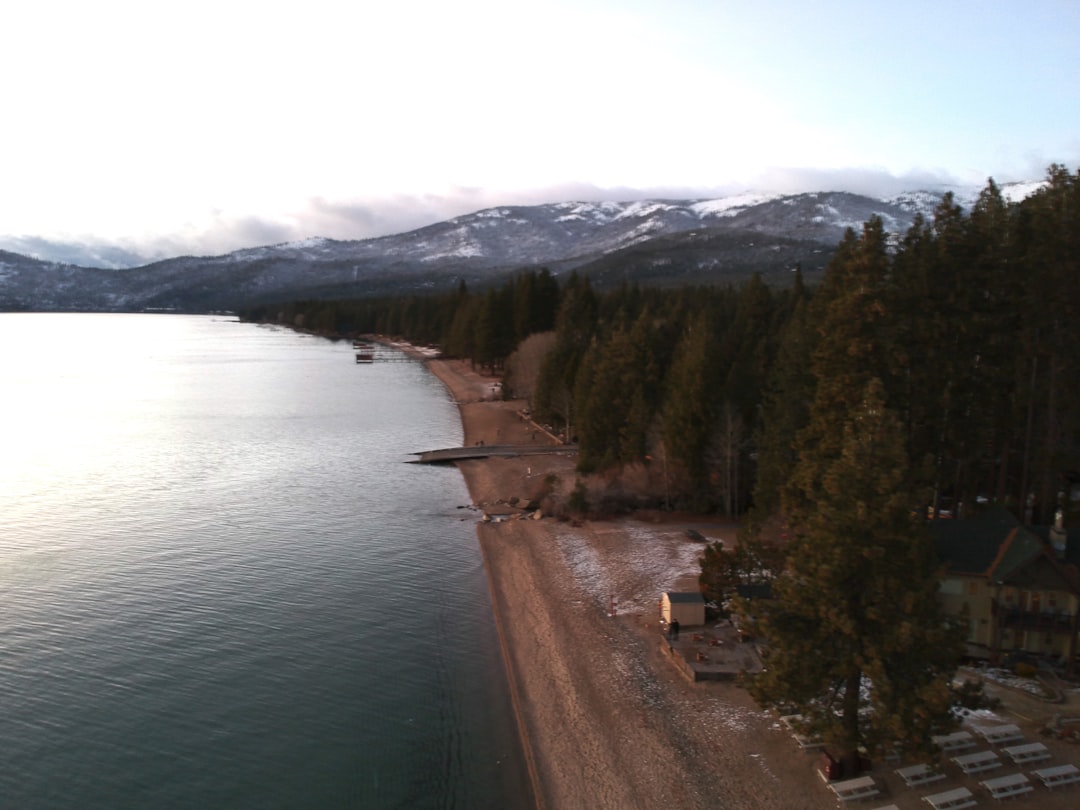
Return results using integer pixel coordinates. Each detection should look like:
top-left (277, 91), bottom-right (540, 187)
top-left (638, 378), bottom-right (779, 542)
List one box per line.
top-left (933, 505), bottom-right (1080, 672)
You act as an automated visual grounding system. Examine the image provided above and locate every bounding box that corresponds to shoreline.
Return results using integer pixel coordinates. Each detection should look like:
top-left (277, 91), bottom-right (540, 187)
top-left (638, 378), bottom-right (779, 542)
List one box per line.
top-left (422, 357), bottom-right (836, 810)
top-left (421, 358), bottom-right (546, 807)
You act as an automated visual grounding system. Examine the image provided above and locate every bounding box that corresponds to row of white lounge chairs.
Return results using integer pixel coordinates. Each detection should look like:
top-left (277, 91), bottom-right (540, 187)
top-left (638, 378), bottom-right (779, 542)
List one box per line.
top-left (799, 719), bottom-right (1080, 807)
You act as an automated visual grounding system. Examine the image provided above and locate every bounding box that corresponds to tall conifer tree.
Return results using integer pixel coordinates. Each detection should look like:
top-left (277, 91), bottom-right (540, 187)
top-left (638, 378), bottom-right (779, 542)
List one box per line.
top-left (661, 311), bottom-right (721, 504)
top-left (749, 220), bottom-right (965, 768)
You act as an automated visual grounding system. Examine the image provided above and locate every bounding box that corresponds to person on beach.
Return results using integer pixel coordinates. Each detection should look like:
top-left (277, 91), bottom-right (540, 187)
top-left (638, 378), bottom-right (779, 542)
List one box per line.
top-left (669, 619), bottom-right (680, 641)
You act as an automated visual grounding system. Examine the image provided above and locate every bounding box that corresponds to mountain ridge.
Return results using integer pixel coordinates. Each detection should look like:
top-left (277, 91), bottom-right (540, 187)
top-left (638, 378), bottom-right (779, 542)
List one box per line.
top-left (0, 183), bottom-right (1043, 312)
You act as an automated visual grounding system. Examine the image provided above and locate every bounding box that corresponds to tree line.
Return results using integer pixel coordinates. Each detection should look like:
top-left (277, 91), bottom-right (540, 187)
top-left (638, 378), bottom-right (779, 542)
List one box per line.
top-left (241, 165), bottom-right (1080, 526)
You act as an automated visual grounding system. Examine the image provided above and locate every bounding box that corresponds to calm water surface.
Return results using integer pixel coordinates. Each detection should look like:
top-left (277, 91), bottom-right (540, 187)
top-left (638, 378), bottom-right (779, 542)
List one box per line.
top-left (0, 313), bottom-right (530, 809)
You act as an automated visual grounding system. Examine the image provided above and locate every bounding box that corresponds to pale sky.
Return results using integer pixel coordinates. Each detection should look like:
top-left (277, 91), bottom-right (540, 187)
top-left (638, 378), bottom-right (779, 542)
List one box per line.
top-left (2, 0), bottom-right (1078, 261)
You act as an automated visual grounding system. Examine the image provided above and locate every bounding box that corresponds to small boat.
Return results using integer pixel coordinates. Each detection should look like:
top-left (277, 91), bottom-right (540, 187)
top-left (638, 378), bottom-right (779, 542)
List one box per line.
top-left (355, 351), bottom-right (374, 364)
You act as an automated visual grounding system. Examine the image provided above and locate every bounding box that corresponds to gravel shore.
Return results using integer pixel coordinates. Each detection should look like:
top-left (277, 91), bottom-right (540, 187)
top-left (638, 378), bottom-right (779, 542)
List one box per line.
top-left (425, 358), bottom-right (835, 810)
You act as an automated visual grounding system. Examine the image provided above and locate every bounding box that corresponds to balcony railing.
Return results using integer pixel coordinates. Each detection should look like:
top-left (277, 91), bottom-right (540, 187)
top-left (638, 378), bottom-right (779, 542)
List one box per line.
top-left (998, 607), bottom-right (1076, 632)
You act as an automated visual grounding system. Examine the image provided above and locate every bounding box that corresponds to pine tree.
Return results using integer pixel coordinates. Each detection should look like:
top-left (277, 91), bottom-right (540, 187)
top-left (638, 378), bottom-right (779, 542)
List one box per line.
top-left (750, 379), bottom-right (964, 767)
top-left (535, 273), bottom-right (597, 439)
top-left (750, 295), bottom-right (816, 520)
top-left (1014, 166), bottom-right (1080, 521)
top-left (783, 218), bottom-right (895, 519)
top-left (661, 311), bottom-right (722, 506)
top-left (748, 218), bottom-right (968, 768)
top-left (699, 532), bottom-right (784, 604)
top-left (511, 269), bottom-right (559, 342)
top-left (473, 285), bottom-right (516, 372)
top-left (574, 312), bottom-right (664, 472)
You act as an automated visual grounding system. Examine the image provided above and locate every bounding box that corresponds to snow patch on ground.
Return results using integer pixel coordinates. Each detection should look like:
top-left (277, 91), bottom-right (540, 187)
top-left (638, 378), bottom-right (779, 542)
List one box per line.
top-left (554, 524), bottom-right (706, 614)
top-left (954, 705), bottom-right (1006, 724)
top-left (974, 667), bottom-right (1054, 698)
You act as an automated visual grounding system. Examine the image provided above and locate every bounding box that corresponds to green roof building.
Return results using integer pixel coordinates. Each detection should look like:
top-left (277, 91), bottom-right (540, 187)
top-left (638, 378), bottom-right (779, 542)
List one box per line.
top-left (932, 506), bottom-right (1080, 673)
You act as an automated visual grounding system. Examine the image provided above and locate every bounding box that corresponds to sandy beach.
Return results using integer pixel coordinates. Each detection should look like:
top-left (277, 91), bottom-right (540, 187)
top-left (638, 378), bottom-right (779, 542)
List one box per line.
top-left (422, 355), bottom-right (1080, 810)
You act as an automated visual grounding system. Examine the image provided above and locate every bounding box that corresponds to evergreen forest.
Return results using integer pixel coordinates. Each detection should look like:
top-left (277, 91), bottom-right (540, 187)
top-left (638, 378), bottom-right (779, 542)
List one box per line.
top-left (244, 166), bottom-right (1080, 530)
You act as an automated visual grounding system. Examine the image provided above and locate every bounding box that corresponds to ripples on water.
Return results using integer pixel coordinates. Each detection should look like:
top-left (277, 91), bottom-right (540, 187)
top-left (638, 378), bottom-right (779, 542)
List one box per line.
top-left (0, 314), bottom-right (530, 809)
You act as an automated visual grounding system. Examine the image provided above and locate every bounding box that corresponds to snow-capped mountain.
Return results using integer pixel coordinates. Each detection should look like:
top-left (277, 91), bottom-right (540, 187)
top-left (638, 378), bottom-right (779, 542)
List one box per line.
top-left (887, 180), bottom-right (1044, 216)
top-left (0, 185), bottom-right (1043, 312)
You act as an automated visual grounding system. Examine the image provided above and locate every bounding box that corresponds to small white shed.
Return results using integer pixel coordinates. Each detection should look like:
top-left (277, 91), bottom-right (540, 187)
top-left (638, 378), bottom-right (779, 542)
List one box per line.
top-left (660, 591), bottom-right (706, 627)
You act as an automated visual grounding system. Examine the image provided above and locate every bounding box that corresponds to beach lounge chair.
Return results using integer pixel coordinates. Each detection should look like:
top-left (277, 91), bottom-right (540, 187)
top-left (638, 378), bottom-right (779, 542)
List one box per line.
top-left (1033, 763), bottom-right (1080, 789)
top-left (921, 786), bottom-right (976, 809)
top-left (780, 714), bottom-right (822, 750)
top-left (896, 763), bottom-right (946, 788)
top-left (828, 775), bottom-right (880, 803)
top-left (972, 723), bottom-right (1023, 746)
top-left (932, 731), bottom-right (976, 753)
top-left (1002, 741), bottom-right (1050, 765)
top-left (952, 748), bottom-right (1001, 775)
top-left (978, 772), bottom-right (1032, 801)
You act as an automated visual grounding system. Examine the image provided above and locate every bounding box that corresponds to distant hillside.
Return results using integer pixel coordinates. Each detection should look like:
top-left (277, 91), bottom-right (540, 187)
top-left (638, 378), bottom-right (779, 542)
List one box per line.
top-left (572, 227), bottom-right (834, 288)
top-left (0, 184), bottom-right (1041, 312)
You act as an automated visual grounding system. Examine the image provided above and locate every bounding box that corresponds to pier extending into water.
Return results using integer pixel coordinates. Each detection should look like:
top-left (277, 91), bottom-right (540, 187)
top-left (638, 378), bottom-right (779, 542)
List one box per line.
top-left (410, 444), bottom-right (578, 464)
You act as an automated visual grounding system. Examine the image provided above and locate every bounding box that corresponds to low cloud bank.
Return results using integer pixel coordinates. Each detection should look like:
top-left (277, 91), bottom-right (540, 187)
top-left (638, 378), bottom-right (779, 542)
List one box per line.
top-left (1, 165), bottom-right (1051, 267)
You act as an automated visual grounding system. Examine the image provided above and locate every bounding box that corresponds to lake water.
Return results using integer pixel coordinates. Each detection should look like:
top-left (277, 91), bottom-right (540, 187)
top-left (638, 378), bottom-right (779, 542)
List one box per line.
top-left (0, 313), bottom-right (531, 809)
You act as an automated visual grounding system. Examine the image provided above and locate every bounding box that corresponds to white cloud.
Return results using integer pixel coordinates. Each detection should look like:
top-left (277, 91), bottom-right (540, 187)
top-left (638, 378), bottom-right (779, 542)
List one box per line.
top-left (0, 0), bottom-right (1077, 260)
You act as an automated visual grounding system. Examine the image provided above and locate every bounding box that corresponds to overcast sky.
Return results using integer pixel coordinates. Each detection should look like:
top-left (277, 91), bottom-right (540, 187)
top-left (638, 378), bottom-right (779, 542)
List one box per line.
top-left (3, 0), bottom-right (1078, 260)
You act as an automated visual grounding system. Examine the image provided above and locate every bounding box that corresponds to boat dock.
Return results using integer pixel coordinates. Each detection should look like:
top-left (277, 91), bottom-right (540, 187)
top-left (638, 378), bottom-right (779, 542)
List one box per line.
top-left (410, 444), bottom-right (577, 464)
top-left (353, 340), bottom-right (412, 363)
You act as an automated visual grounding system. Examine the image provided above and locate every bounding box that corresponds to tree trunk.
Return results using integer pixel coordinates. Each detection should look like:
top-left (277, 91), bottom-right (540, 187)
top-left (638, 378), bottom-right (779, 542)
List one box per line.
top-left (841, 669), bottom-right (863, 774)
top-left (1038, 354), bottom-right (1059, 524)
top-left (994, 436), bottom-right (1012, 504)
top-left (1019, 353), bottom-right (1038, 516)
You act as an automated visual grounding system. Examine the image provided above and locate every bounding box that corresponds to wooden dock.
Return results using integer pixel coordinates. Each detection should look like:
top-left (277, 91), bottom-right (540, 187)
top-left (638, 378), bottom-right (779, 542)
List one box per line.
top-left (410, 444), bottom-right (577, 464)
top-left (351, 339), bottom-right (416, 363)
top-left (355, 348), bottom-right (413, 363)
